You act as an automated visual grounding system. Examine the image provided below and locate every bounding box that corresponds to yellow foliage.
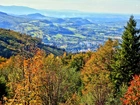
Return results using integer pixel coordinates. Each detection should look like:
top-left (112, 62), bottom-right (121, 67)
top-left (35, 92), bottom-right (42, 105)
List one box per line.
top-left (81, 39), bottom-right (117, 103)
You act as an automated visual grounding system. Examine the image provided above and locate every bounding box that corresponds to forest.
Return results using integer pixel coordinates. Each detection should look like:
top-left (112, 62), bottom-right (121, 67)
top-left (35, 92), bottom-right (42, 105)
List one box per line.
top-left (0, 16), bottom-right (140, 105)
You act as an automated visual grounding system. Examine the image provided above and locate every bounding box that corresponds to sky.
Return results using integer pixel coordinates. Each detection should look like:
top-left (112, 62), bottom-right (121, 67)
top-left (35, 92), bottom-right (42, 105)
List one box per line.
top-left (0, 0), bottom-right (140, 14)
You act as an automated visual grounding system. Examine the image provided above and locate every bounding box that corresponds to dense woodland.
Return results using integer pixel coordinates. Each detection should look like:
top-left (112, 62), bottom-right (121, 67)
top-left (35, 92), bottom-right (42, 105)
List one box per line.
top-left (0, 16), bottom-right (140, 105)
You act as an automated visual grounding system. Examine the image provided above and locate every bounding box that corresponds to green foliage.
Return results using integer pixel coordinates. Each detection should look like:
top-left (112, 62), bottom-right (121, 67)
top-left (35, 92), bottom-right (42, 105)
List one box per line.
top-left (62, 52), bottom-right (91, 71)
top-left (60, 67), bottom-right (82, 103)
top-left (107, 83), bottom-right (128, 105)
top-left (0, 76), bottom-right (8, 100)
top-left (111, 16), bottom-right (140, 91)
top-left (0, 56), bottom-right (7, 63)
top-left (70, 54), bottom-right (85, 71)
top-left (81, 71), bottom-right (114, 105)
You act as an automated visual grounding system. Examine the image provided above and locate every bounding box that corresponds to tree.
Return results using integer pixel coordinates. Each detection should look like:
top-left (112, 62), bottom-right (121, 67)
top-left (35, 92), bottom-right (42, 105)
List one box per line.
top-left (81, 39), bottom-right (118, 105)
top-left (0, 50), bottom-right (82, 105)
top-left (111, 16), bottom-right (140, 91)
top-left (40, 54), bottom-right (81, 105)
top-left (0, 50), bottom-right (45, 104)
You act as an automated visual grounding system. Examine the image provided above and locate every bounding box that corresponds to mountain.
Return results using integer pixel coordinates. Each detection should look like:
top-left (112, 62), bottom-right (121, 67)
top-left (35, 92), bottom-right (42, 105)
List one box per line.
top-left (27, 13), bottom-right (46, 19)
top-left (0, 11), bottom-right (31, 29)
top-left (0, 11), bottom-right (8, 15)
top-left (0, 11), bottom-right (76, 38)
top-left (19, 13), bottom-right (47, 19)
top-left (0, 5), bottom-right (43, 15)
top-left (0, 5), bottom-right (90, 18)
top-left (0, 28), bottom-right (65, 58)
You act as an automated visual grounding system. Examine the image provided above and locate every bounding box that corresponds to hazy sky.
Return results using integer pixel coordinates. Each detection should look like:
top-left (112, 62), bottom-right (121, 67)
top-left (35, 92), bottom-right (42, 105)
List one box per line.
top-left (0, 0), bottom-right (140, 14)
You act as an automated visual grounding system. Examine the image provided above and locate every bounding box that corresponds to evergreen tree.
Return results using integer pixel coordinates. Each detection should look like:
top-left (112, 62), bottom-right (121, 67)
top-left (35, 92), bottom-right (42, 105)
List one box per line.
top-left (111, 16), bottom-right (140, 91)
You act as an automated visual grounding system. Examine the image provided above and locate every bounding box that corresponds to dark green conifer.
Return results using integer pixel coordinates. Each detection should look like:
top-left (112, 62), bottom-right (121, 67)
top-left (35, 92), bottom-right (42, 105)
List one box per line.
top-left (111, 16), bottom-right (140, 90)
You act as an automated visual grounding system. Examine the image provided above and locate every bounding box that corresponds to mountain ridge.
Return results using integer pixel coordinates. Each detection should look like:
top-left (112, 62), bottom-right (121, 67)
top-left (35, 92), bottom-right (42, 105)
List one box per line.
top-left (0, 5), bottom-right (42, 15)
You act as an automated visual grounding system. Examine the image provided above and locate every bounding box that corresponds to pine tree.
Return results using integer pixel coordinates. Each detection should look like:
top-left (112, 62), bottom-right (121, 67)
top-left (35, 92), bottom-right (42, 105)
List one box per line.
top-left (111, 16), bottom-right (140, 90)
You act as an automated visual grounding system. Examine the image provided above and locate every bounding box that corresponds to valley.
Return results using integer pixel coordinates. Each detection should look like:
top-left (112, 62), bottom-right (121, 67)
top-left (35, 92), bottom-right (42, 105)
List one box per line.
top-left (0, 6), bottom-right (140, 52)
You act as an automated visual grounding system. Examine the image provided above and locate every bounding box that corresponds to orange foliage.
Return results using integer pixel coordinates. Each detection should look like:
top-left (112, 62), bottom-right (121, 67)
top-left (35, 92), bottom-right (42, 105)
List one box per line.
top-left (121, 75), bottom-right (140, 105)
top-left (1, 50), bottom-right (45, 104)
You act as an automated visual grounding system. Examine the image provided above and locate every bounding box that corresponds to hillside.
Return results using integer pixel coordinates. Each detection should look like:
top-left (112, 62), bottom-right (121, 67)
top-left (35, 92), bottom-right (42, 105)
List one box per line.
top-left (0, 28), bottom-right (65, 58)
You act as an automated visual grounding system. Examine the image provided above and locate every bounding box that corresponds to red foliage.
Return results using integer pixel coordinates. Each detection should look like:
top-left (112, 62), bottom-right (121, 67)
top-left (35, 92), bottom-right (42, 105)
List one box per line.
top-left (121, 75), bottom-right (140, 105)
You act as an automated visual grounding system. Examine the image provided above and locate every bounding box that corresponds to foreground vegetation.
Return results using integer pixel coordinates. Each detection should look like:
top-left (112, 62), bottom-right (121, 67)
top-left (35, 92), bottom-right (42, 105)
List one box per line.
top-left (0, 16), bottom-right (140, 105)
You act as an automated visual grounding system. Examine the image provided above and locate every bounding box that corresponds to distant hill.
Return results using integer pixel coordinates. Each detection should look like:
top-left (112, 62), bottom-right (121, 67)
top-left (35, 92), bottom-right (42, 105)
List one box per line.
top-left (0, 28), bottom-right (65, 58)
top-left (0, 11), bottom-right (30, 29)
top-left (0, 11), bottom-right (8, 15)
top-left (0, 5), bottom-right (43, 15)
top-left (19, 13), bottom-right (47, 19)
top-left (0, 11), bottom-right (76, 38)
top-left (27, 13), bottom-right (46, 19)
top-left (0, 5), bottom-right (87, 17)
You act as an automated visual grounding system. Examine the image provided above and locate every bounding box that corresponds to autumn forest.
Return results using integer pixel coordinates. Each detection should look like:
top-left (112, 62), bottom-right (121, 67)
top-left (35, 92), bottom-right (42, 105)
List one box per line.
top-left (0, 16), bottom-right (140, 105)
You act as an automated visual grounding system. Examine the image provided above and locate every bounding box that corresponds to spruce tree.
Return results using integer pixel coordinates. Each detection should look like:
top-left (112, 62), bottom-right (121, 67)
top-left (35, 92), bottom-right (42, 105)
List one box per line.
top-left (111, 16), bottom-right (140, 90)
